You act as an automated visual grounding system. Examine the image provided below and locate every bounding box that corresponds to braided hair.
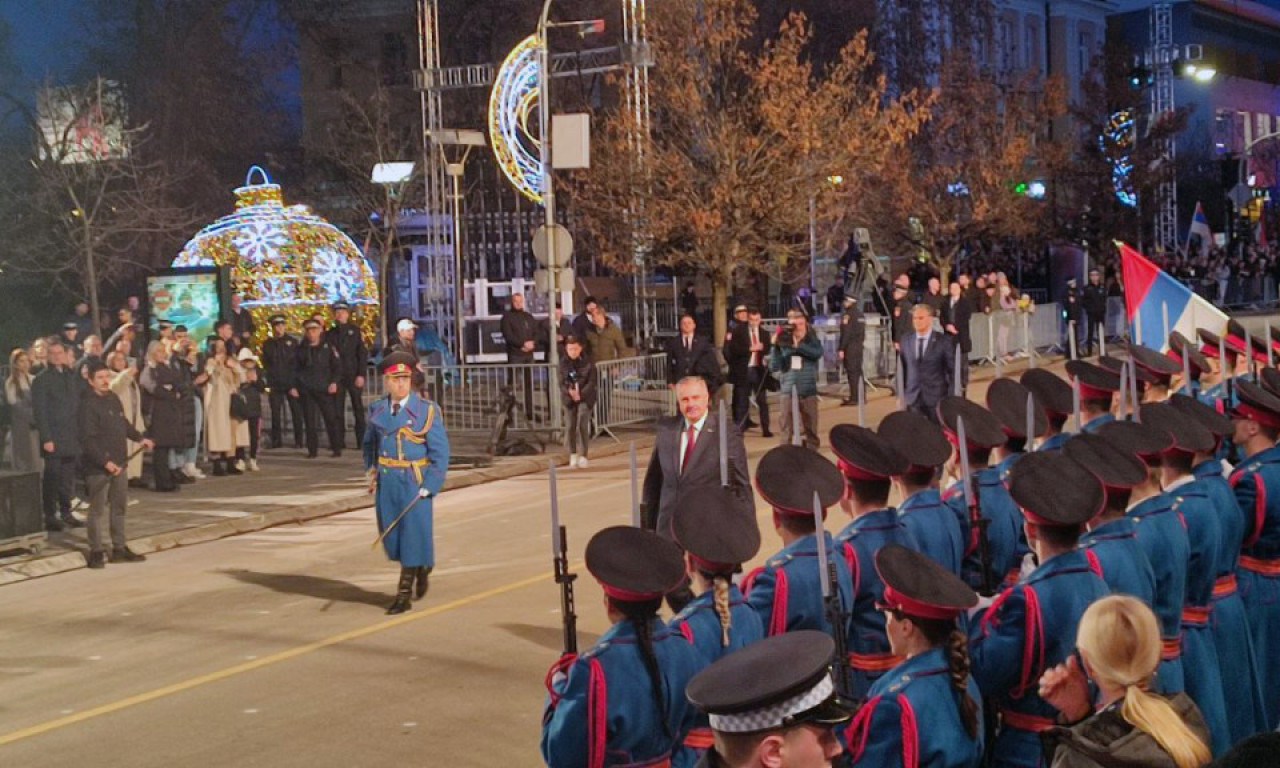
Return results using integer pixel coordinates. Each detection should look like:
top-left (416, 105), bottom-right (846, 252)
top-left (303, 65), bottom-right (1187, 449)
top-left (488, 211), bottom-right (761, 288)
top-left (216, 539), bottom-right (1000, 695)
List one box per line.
top-left (913, 615), bottom-right (980, 739)
top-left (613, 597), bottom-right (671, 738)
top-left (695, 568), bottom-right (737, 648)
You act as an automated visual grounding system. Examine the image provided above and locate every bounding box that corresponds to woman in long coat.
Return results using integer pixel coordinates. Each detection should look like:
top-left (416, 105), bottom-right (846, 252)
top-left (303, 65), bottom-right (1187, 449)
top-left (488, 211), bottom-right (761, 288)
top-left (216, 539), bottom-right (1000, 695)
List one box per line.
top-left (139, 341), bottom-right (194, 491)
top-left (204, 338), bottom-right (247, 475)
top-left (107, 351), bottom-right (145, 482)
top-left (5, 347), bottom-right (41, 472)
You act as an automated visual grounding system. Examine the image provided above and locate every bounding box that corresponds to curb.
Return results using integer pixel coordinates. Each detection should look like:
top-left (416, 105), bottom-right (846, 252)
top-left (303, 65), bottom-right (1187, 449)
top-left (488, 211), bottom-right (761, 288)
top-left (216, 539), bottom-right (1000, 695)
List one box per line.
top-left (0, 435), bottom-right (658, 587)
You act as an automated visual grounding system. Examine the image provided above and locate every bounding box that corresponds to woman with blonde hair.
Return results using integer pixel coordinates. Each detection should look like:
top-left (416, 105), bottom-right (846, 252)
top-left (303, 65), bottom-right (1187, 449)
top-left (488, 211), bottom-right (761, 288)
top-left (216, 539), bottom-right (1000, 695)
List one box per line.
top-left (5, 347), bottom-right (41, 471)
top-left (1040, 595), bottom-right (1211, 768)
top-left (203, 338), bottom-right (248, 476)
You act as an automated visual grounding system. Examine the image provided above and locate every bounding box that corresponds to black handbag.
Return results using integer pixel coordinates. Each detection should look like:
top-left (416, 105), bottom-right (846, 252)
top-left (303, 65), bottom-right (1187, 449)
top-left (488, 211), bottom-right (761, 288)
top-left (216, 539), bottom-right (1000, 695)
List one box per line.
top-left (763, 371), bottom-right (781, 392)
top-left (230, 392), bottom-right (250, 420)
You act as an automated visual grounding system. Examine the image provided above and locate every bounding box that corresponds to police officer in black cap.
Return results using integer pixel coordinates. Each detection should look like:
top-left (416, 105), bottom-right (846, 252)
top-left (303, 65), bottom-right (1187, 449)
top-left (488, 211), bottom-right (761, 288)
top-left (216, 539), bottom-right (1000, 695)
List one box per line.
top-left (292, 318), bottom-right (343, 458)
top-left (685, 631), bottom-right (854, 768)
top-left (262, 314), bottom-right (303, 449)
top-left (326, 300), bottom-right (369, 449)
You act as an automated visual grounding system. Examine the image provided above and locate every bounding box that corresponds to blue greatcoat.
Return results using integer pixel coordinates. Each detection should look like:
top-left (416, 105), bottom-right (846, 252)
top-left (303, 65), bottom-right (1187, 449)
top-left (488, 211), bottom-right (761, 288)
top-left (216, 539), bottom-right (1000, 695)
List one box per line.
top-left (836, 508), bottom-right (921, 699)
top-left (1168, 480), bottom-right (1230, 756)
top-left (1193, 458), bottom-right (1267, 742)
top-left (845, 648), bottom-right (984, 768)
top-left (1078, 517), bottom-right (1155, 607)
top-left (362, 393), bottom-right (450, 568)
top-left (970, 550), bottom-right (1108, 768)
top-left (1036, 432), bottom-right (1071, 452)
top-left (1080, 412), bottom-right (1115, 434)
top-left (542, 617), bottom-right (702, 768)
top-left (899, 488), bottom-right (965, 577)
top-left (1230, 442), bottom-right (1280, 729)
top-left (944, 466), bottom-right (1026, 592)
top-left (668, 585), bottom-right (764, 768)
top-left (1127, 493), bottom-right (1189, 694)
top-left (744, 531), bottom-right (854, 639)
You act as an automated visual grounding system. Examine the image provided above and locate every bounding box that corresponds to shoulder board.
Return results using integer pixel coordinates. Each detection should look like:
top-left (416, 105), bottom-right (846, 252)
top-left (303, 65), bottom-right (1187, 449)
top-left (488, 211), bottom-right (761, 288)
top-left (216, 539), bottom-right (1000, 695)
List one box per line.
top-left (767, 554), bottom-right (792, 569)
top-left (885, 672), bottom-right (916, 694)
top-left (581, 641), bottom-right (610, 659)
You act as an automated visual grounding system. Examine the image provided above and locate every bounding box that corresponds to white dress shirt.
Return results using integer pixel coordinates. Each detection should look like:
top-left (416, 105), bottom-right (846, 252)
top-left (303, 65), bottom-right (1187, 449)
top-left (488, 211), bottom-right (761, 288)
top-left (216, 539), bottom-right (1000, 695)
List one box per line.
top-left (678, 411), bottom-right (709, 469)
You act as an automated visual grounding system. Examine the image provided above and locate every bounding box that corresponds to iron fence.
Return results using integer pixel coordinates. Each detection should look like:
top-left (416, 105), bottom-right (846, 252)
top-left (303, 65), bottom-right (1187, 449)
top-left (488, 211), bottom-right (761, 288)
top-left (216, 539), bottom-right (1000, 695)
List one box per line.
top-left (593, 354), bottom-right (674, 439)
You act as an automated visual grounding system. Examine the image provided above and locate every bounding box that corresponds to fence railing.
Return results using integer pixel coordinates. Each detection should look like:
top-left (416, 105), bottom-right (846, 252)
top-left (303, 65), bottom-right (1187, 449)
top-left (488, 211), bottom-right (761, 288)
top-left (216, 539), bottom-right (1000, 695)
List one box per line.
top-left (593, 354), bottom-right (674, 439)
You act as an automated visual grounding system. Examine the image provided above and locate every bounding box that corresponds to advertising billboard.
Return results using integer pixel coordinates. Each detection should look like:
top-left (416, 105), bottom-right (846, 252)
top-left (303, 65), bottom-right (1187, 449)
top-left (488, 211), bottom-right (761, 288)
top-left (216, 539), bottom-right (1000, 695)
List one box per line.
top-left (147, 268), bottom-right (225, 344)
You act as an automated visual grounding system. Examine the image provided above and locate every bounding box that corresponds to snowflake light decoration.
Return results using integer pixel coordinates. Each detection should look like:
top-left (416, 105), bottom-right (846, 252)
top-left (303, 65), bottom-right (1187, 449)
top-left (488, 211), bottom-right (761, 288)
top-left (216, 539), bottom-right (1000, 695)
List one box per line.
top-left (233, 221), bottom-right (290, 265)
top-left (310, 248), bottom-right (363, 301)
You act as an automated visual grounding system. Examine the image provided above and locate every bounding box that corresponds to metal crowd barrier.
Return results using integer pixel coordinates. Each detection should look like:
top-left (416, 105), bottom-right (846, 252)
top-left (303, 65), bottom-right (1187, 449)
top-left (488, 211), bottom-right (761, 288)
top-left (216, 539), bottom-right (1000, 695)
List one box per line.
top-left (593, 354), bottom-right (674, 439)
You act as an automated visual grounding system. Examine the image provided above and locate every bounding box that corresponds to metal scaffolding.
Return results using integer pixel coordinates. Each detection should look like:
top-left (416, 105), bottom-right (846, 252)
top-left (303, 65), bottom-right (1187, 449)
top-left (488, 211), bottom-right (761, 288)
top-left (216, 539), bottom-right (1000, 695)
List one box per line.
top-left (1150, 2), bottom-right (1178, 254)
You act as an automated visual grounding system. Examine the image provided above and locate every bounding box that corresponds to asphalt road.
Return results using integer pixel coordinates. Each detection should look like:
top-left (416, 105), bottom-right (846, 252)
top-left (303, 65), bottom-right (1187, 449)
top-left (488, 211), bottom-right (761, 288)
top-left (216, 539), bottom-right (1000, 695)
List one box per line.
top-left (0, 370), bottom-right (1025, 766)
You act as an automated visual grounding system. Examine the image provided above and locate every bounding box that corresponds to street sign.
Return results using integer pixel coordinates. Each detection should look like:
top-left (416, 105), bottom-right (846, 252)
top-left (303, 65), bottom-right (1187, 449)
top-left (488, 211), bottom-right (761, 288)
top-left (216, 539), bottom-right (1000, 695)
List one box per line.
top-left (534, 268), bottom-right (575, 293)
top-left (532, 224), bottom-right (574, 268)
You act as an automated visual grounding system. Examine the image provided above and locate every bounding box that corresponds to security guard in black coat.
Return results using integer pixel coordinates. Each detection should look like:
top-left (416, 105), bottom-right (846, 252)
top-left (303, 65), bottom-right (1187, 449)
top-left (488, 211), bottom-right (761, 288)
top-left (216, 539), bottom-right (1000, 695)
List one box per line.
top-left (262, 314), bottom-right (304, 449)
top-left (326, 301), bottom-right (369, 449)
top-left (837, 297), bottom-right (865, 405)
top-left (292, 319), bottom-right (343, 458)
top-left (1082, 268), bottom-right (1108, 355)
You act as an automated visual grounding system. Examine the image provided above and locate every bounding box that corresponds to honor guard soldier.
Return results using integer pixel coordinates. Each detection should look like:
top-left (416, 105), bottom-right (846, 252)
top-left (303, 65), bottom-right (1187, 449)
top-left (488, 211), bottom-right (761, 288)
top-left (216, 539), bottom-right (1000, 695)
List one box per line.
top-left (326, 300), bottom-right (369, 450)
top-left (986, 377), bottom-right (1046, 470)
top-left (938, 397), bottom-right (1024, 593)
top-left (261, 314), bottom-right (303, 449)
top-left (843, 545), bottom-right (984, 767)
top-left (1127, 344), bottom-right (1181, 403)
top-left (684, 631), bottom-right (854, 768)
top-left (542, 527), bottom-right (701, 768)
top-left (969, 452), bottom-right (1109, 767)
top-left (1167, 332), bottom-right (1210, 400)
top-left (879, 411), bottom-right (966, 576)
top-left (1140, 403), bottom-right (1231, 755)
top-left (744, 445), bottom-right (853, 638)
top-left (1019, 369), bottom-right (1074, 452)
top-left (1062, 434), bottom-right (1157, 606)
top-left (1065, 360), bottom-right (1122, 434)
top-left (669, 488), bottom-right (766, 768)
top-left (1227, 380), bottom-right (1280, 728)
top-left (1097, 419), bottom-right (1189, 694)
top-left (362, 352), bottom-right (449, 614)
top-left (1197, 328), bottom-right (1241, 404)
top-left (828, 424), bottom-right (922, 698)
top-left (1170, 391), bottom-right (1266, 742)
top-left (1099, 354), bottom-right (1157, 400)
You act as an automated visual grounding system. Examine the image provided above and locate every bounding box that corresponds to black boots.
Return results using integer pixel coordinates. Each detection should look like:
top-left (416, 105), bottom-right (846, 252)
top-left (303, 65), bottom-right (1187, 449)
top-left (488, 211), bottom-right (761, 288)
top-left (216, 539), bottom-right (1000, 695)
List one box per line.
top-left (86, 550), bottom-right (106, 569)
top-left (414, 567), bottom-right (431, 599)
top-left (110, 547), bottom-right (146, 563)
top-left (387, 568), bottom-right (416, 615)
top-left (211, 459), bottom-right (227, 476)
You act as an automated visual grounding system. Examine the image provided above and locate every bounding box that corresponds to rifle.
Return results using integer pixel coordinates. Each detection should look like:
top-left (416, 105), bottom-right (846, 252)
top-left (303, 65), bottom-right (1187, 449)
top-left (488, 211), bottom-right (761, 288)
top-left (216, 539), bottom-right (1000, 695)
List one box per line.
top-left (957, 415), bottom-right (995, 595)
top-left (813, 491), bottom-right (851, 697)
top-left (549, 462), bottom-right (578, 654)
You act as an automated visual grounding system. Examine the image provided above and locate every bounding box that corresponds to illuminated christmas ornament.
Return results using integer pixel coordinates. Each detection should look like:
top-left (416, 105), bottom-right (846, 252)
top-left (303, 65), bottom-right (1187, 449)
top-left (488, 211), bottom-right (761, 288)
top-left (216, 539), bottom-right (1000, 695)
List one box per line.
top-left (173, 166), bottom-right (379, 348)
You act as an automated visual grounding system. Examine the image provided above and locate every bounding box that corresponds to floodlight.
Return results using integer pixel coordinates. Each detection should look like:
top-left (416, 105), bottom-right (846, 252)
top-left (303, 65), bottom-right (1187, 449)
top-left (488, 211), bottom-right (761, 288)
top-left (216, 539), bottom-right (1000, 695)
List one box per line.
top-left (371, 162), bottom-right (416, 185)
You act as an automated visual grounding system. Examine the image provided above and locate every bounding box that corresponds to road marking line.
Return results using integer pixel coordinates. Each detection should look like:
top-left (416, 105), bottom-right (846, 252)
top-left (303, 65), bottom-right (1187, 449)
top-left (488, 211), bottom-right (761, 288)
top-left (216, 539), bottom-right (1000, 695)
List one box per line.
top-left (0, 566), bottom-right (568, 747)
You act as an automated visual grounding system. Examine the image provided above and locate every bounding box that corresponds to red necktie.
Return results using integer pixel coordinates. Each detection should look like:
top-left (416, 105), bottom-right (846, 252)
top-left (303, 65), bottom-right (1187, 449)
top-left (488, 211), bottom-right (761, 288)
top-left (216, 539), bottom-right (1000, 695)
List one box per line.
top-left (681, 425), bottom-right (697, 473)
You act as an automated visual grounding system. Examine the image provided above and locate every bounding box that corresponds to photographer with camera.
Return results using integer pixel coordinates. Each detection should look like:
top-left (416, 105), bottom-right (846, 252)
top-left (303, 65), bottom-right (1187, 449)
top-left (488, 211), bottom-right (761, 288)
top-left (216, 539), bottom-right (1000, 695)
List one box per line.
top-left (769, 308), bottom-right (824, 449)
top-left (560, 336), bottom-right (597, 469)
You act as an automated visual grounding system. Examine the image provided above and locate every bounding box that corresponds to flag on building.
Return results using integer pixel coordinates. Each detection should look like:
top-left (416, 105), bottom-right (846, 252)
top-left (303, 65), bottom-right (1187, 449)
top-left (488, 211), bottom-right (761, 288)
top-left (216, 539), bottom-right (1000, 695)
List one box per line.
top-left (1119, 241), bottom-right (1227, 351)
top-left (1186, 202), bottom-right (1214, 258)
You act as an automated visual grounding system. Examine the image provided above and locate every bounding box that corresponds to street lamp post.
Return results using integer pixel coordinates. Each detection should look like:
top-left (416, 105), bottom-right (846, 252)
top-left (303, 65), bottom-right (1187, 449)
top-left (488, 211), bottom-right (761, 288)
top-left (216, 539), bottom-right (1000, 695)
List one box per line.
top-left (371, 161), bottom-right (417, 344)
top-left (537, 0), bottom-right (561, 418)
top-left (428, 129), bottom-right (486, 370)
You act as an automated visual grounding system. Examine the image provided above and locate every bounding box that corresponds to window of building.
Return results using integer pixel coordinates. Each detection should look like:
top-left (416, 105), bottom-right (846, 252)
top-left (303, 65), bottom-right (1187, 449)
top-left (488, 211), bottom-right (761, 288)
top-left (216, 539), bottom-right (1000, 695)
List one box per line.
top-left (1024, 20), bottom-right (1038, 71)
top-left (1078, 30), bottom-right (1093, 77)
top-left (997, 18), bottom-right (1013, 72)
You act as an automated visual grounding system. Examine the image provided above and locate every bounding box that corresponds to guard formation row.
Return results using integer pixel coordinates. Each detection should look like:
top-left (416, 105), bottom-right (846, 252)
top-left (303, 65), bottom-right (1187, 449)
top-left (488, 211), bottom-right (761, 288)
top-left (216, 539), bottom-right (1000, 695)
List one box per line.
top-left (538, 319), bottom-right (1280, 768)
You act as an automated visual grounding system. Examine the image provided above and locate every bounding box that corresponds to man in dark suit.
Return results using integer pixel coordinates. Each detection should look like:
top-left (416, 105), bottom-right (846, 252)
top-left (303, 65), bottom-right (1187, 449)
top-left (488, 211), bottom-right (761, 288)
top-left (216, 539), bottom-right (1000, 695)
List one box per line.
top-left (666, 313), bottom-right (722, 394)
top-left (724, 306), bottom-right (772, 435)
top-left (501, 292), bottom-right (539, 416)
top-left (942, 280), bottom-right (973, 394)
top-left (837, 297), bottom-right (865, 405)
top-left (642, 375), bottom-right (753, 545)
top-left (898, 304), bottom-right (953, 423)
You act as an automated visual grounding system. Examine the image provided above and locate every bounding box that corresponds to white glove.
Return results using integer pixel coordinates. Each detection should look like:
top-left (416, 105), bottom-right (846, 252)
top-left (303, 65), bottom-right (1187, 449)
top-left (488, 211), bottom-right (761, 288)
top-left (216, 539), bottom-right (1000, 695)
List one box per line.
top-left (418, 488), bottom-right (431, 498)
top-left (551, 670), bottom-right (568, 690)
top-left (966, 593), bottom-right (996, 620)
top-left (1017, 552), bottom-right (1038, 582)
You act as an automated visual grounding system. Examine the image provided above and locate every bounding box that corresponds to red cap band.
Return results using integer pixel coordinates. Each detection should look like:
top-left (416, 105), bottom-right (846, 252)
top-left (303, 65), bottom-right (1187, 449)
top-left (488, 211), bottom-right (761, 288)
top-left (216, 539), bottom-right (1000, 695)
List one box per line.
top-left (880, 584), bottom-right (963, 620)
top-left (601, 583), bottom-right (666, 602)
top-left (383, 363), bottom-right (411, 377)
top-left (837, 458), bottom-right (888, 481)
top-left (1233, 403), bottom-right (1280, 429)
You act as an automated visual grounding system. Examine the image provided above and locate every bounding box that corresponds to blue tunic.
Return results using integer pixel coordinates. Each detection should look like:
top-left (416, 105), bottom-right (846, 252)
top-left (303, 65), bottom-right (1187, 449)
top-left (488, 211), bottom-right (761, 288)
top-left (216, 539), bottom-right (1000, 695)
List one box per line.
top-left (836, 508), bottom-right (921, 699)
top-left (1127, 493), bottom-right (1189, 694)
top-left (1078, 517), bottom-right (1155, 607)
top-left (744, 531), bottom-right (854, 640)
top-left (1169, 480), bottom-right (1230, 756)
top-left (362, 393), bottom-right (450, 567)
top-left (542, 618), bottom-right (702, 768)
top-left (668, 586), bottom-right (763, 768)
top-left (944, 466), bottom-right (1026, 593)
top-left (1193, 458), bottom-right (1267, 743)
top-left (845, 647), bottom-right (984, 768)
top-left (970, 550), bottom-right (1109, 768)
top-left (1036, 432), bottom-right (1071, 452)
top-left (898, 488), bottom-right (965, 576)
top-left (1230, 443), bottom-right (1280, 729)
top-left (1080, 412), bottom-right (1115, 434)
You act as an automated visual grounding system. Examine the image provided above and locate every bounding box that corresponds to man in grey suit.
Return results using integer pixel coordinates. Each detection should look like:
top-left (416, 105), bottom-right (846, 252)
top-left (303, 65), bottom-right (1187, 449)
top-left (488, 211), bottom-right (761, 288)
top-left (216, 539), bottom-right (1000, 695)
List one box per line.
top-left (898, 304), bottom-right (954, 423)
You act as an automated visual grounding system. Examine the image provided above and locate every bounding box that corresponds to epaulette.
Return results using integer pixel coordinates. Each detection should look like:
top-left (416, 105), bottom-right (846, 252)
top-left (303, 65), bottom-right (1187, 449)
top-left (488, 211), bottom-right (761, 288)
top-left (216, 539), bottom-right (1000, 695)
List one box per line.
top-left (580, 641), bottom-right (610, 660)
top-left (884, 671), bottom-right (917, 694)
top-left (767, 553), bottom-right (792, 569)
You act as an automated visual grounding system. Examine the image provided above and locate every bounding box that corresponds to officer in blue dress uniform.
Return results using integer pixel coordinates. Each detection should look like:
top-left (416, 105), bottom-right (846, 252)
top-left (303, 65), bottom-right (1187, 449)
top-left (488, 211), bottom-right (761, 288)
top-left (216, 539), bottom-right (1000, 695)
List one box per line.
top-left (1064, 360), bottom-right (1121, 434)
top-left (362, 352), bottom-right (450, 614)
top-left (829, 424), bottom-right (921, 699)
top-left (1097, 354), bottom-right (1156, 404)
top-left (879, 411), bottom-right (966, 576)
top-left (969, 452), bottom-right (1109, 768)
top-left (1167, 331), bottom-right (1209, 399)
top-left (685, 631), bottom-right (855, 768)
top-left (1141, 403), bottom-right (1230, 755)
top-left (1227, 380), bottom-right (1280, 729)
top-left (1097, 419), bottom-right (1189, 694)
top-left (1019, 369), bottom-right (1074, 452)
top-left (1127, 343), bottom-right (1182, 403)
top-left (937, 396), bottom-right (1022, 594)
top-left (1171, 391), bottom-right (1268, 742)
top-left (1196, 328), bottom-right (1241, 405)
top-left (542, 526), bottom-right (702, 768)
top-left (844, 545), bottom-right (984, 767)
top-left (1063, 434), bottom-right (1156, 606)
top-left (669, 487), bottom-right (765, 768)
top-left (744, 445), bottom-right (853, 639)
top-left (986, 377), bottom-right (1046, 481)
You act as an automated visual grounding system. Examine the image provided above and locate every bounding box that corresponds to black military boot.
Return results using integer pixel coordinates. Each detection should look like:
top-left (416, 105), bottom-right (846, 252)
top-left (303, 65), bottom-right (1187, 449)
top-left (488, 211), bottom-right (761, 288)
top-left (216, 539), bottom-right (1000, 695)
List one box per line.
top-left (110, 547), bottom-right (147, 563)
top-left (387, 568), bottom-right (415, 615)
top-left (414, 566), bottom-right (432, 599)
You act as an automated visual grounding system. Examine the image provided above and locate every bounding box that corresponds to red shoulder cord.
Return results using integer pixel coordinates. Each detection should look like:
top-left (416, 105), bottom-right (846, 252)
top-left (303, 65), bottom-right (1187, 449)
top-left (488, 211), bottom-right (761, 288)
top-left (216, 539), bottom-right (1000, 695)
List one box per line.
top-left (844, 541), bottom-right (861, 597)
top-left (769, 568), bottom-right (790, 636)
top-left (544, 652), bottom-right (578, 706)
top-left (587, 658), bottom-right (607, 768)
top-left (1083, 549), bottom-right (1102, 579)
top-left (898, 694), bottom-right (920, 768)
top-left (1012, 586), bottom-right (1044, 699)
top-left (845, 694), bottom-right (882, 762)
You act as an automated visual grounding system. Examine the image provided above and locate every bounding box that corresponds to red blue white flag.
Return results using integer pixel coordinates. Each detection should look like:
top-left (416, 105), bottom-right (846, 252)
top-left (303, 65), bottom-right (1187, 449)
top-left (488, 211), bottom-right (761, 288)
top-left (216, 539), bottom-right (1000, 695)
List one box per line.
top-left (1119, 241), bottom-right (1226, 351)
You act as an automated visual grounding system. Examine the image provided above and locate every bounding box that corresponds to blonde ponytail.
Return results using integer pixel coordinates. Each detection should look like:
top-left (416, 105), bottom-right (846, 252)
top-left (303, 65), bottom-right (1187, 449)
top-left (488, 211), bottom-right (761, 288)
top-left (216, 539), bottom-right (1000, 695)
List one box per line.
top-left (712, 576), bottom-right (732, 647)
top-left (1076, 596), bottom-right (1210, 768)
